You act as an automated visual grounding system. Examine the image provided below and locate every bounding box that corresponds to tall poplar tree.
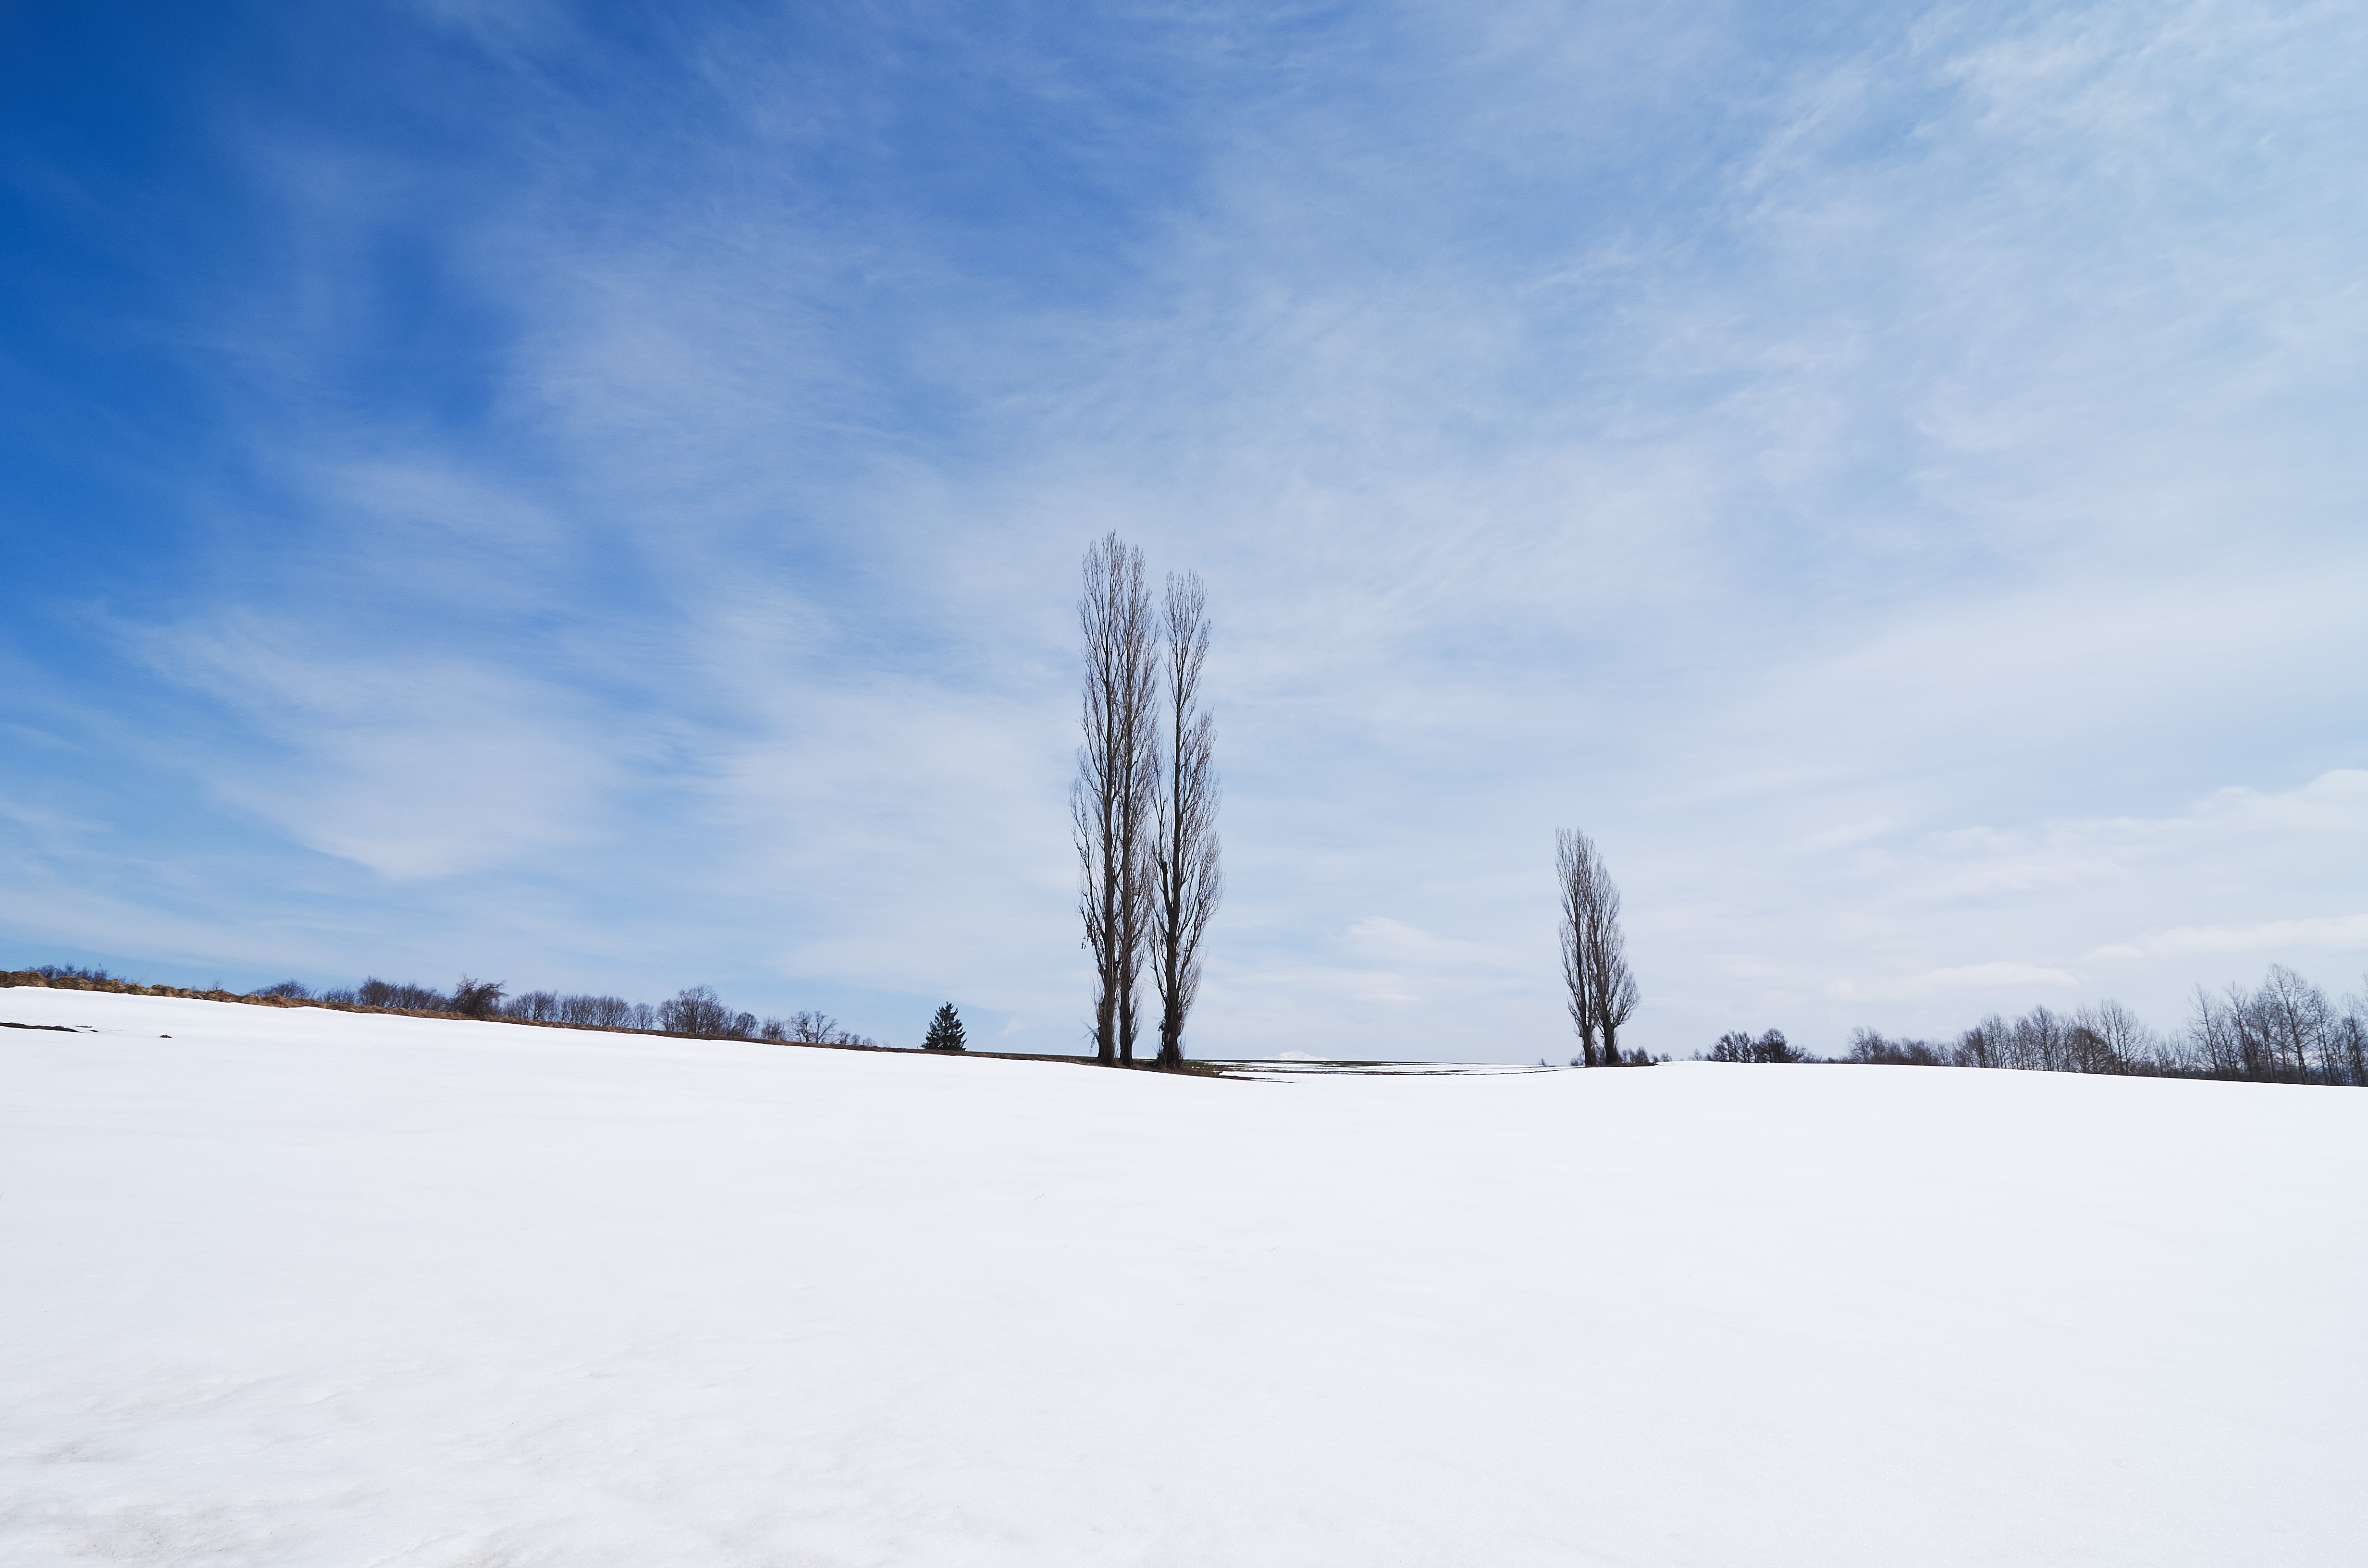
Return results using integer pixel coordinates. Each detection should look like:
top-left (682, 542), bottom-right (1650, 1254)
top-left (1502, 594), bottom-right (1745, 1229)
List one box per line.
top-left (1557, 828), bottom-right (1639, 1065)
top-left (1152, 571), bottom-right (1221, 1068)
top-left (1072, 534), bottom-right (1159, 1065)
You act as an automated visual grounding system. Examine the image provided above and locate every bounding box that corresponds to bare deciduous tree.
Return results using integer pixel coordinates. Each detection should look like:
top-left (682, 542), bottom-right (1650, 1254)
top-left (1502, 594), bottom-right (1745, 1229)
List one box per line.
top-left (1557, 828), bottom-right (1639, 1066)
top-left (1717, 1028), bottom-right (1807, 1063)
top-left (1152, 571), bottom-right (1221, 1068)
top-left (1557, 831), bottom-right (1601, 1066)
top-left (1072, 533), bottom-right (1159, 1065)
top-left (2256, 963), bottom-right (2331, 1079)
top-left (2071, 1000), bottom-right (2156, 1074)
top-left (658, 984), bottom-right (732, 1036)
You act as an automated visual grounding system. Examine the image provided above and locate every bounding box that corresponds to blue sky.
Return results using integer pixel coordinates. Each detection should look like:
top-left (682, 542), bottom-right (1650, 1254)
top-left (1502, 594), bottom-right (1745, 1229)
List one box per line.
top-left (4, 0), bottom-right (2364, 1058)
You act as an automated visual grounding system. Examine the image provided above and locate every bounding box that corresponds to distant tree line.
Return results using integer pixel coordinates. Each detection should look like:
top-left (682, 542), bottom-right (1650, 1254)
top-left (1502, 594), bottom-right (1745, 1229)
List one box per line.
top-left (25, 963), bottom-right (116, 982)
top-left (267, 975), bottom-right (881, 1045)
top-left (11, 958), bottom-right (959, 1051)
top-left (1704, 965), bottom-right (2368, 1087)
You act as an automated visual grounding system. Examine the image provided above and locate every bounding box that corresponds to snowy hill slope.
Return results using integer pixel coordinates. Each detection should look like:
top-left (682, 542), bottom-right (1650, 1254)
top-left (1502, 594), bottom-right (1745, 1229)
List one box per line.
top-left (3, 992), bottom-right (2362, 1567)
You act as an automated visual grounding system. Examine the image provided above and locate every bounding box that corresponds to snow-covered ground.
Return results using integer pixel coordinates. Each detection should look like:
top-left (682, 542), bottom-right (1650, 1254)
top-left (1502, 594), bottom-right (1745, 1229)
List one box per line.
top-left (3, 991), bottom-right (2362, 1567)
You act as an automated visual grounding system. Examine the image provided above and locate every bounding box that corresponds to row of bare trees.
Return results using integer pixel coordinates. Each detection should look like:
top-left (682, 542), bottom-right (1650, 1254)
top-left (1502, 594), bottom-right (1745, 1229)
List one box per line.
top-left (286, 976), bottom-right (880, 1044)
top-left (1556, 828), bottom-right (1641, 1065)
top-left (1753, 965), bottom-right (2367, 1086)
top-left (2182, 966), bottom-right (2368, 1083)
top-left (1073, 534), bottom-right (1222, 1066)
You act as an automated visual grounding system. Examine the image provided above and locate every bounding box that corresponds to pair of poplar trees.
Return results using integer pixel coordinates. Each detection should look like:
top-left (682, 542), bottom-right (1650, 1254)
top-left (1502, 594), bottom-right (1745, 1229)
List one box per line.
top-left (1556, 828), bottom-right (1640, 1065)
top-left (1073, 533), bottom-right (1221, 1067)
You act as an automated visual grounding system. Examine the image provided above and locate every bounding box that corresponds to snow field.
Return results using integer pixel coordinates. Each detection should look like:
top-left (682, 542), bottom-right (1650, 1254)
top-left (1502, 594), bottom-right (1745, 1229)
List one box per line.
top-left (2, 990), bottom-right (2363, 1566)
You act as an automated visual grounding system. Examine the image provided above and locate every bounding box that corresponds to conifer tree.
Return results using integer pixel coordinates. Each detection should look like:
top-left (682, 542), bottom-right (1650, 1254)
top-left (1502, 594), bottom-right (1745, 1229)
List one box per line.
top-left (923, 1003), bottom-right (967, 1053)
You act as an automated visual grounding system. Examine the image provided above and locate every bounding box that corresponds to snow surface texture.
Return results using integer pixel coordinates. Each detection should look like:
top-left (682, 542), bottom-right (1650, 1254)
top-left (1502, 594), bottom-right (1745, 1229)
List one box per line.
top-left (3, 992), bottom-right (2363, 1567)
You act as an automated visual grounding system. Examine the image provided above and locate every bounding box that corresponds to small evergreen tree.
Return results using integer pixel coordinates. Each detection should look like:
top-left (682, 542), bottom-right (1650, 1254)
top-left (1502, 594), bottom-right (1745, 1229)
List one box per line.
top-left (923, 1003), bottom-right (966, 1052)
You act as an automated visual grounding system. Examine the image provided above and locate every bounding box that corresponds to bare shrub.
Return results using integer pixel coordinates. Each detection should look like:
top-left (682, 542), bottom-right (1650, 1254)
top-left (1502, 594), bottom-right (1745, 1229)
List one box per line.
top-left (451, 977), bottom-right (506, 1017)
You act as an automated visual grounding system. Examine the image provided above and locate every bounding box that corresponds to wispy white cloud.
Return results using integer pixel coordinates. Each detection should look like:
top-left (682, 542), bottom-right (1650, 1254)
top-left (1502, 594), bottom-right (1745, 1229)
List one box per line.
top-left (1733, 769), bottom-right (2368, 1035)
top-left (133, 613), bottom-right (630, 881)
top-left (2091, 914), bottom-right (2368, 961)
top-left (1828, 963), bottom-right (2082, 1003)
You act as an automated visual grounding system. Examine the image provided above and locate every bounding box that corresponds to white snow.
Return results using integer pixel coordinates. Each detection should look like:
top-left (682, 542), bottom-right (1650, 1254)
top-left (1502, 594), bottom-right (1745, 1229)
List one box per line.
top-left (3, 990), bottom-right (2363, 1566)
